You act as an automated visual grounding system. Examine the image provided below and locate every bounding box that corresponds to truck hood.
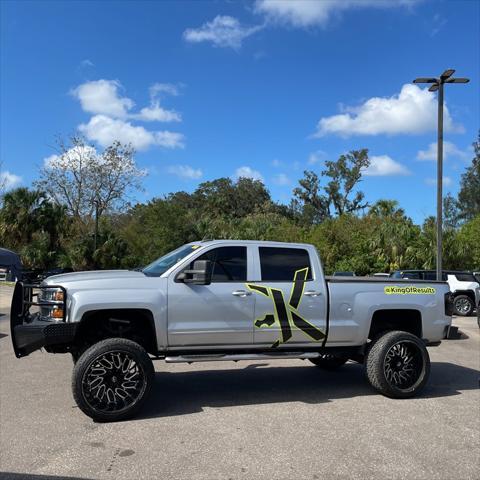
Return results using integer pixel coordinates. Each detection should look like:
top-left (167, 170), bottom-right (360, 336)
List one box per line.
top-left (42, 270), bottom-right (145, 285)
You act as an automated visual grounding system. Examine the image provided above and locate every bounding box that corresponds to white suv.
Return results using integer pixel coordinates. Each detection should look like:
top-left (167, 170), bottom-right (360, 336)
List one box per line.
top-left (391, 270), bottom-right (480, 317)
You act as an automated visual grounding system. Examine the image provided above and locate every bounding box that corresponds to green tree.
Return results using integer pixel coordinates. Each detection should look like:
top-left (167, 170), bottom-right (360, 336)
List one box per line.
top-left (457, 131), bottom-right (480, 222)
top-left (192, 177), bottom-right (271, 218)
top-left (36, 136), bottom-right (145, 225)
top-left (367, 200), bottom-right (420, 272)
top-left (293, 171), bottom-right (331, 224)
top-left (0, 188), bottom-right (68, 269)
top-left (412, 217), bottom-right (468, 270)
top-left (294, 149), bottom-right (370, 223)
top-left (443, 193), bottom-right (460, 229)
top-left (456, 215), bottom-right (480, 270)
top-left (307, 215), bottom-right (374, 275)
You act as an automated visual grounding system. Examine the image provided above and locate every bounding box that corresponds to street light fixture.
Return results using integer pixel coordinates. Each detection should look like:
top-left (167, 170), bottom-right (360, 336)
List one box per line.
top-left (413, 69), bottom-right (470, 281)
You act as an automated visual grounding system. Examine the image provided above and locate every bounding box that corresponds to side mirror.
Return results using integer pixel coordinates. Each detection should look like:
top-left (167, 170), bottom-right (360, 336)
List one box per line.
top-left (180, 260), bottom-right (212, 285)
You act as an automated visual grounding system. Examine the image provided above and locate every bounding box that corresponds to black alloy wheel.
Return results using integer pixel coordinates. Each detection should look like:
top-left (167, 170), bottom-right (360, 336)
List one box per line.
top-left (366, 330), bottom-right (430, 398)
top-left (72, 338), bottom-right (154, 422)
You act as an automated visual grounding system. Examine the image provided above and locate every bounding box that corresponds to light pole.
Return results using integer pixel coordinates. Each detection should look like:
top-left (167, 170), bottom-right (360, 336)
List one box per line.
top-left (93, 199), bottom-right (99, 253)
top-left (413, 69), bottom-right (469, 281)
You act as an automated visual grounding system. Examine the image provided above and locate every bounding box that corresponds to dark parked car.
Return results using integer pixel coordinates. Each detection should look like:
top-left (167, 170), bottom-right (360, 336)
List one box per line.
top-left (27, 267), bottom-right (74, 284)
top-left (40, 267), bottom-right (74, 280)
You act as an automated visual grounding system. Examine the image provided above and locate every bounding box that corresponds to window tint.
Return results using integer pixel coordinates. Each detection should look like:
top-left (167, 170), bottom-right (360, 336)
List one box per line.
top-left (454, 273), bottom-right (476, 282)
top-left (424, 272), bottom-right (437, 280)
top-left (194, 246), bottom-right (247, 282)
top-left (402, 271), bottom-right (421, 279)
top-left (259, 247), bottom-right (312, 281)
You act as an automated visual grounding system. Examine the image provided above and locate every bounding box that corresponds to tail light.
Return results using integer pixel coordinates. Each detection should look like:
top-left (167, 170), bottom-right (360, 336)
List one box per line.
top-left (444, 292), bottom-right (454, 316)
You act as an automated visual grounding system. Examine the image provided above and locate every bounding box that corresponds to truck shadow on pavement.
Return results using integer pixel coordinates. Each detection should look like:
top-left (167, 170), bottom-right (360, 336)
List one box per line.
top-left (138, 361), bottom-right (479, 420)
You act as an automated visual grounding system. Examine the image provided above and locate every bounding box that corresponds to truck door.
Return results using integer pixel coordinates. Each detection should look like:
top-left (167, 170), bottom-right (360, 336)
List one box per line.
top-left (248, 246), bottom-right (328, 348)
top-left (167, 245), bottom-right (255, 347)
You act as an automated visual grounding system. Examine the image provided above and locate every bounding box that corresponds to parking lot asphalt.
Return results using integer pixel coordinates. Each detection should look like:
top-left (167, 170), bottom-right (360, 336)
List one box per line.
top-left (0, 284), bottom-right (479, 480)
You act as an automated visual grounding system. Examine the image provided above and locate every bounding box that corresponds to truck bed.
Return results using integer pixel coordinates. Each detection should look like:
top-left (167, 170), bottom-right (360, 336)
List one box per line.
top-left (326, 276), bottom-right (447, 284)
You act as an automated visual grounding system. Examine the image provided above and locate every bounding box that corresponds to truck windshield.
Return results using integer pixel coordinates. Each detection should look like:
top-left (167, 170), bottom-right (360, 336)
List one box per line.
top-left (142, 244), bottom-right (201, 277)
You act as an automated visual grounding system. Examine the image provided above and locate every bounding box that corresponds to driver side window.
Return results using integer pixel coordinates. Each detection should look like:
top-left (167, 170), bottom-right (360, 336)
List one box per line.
top-left (192, 246), bottom-right (247, 282)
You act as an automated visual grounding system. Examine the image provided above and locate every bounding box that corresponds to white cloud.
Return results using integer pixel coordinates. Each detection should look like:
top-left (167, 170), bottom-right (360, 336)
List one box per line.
top-left (308, 150), bottom-right (328, 165)
top-left (431, 13), bottom-right (447, 37)
top-left (72, 79), bottom-right (134, 118)
top-left (271, 158), bottom-right (282, 167)
top-left (255, 0), bottom-right (418, 28)
top-left (73, 79), bottom-right (180, 123)
top-left (183, 15), bottom-right (263, 49)
top-left (150, 83), bottom-right (180, 97)
top-left (134, 82), bottom-right (182, 121)
top-left (417, 141), bottom-right (469, 161)
top-left (80, 59), bottom-right (94, 68)
top-left (363, 155), bottom-right (411, 177)
top-left (234, 166), bottom-right (264, 181)
top-left (78, 115), bottom-right (184, 150)
top-left (425, 176), bottom-right (453, 187)
top-left (131, 103), bottom-right (181, 122)
top-left (315, 84), bottom-right (461, 137)
top-left (43, 145), bottom-right (99, 169)
top-left (0, 171), bottom-right (22, 190)
top-left (72, 79), bottom-right (185, 151)
top-left (167, 164), bottom-right (203, 180)
top-left (272, 173), bottom-right (291, 186)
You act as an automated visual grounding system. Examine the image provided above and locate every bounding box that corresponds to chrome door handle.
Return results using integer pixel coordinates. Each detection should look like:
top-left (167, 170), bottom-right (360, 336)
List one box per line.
top-left (232, 290), bottom-right (252, 297)
top-left (304, 290), bottom-right (322, 297)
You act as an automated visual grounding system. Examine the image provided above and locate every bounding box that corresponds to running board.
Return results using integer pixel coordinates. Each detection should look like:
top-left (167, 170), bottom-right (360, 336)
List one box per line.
top-left (165, 351), bottom-right (321, 363)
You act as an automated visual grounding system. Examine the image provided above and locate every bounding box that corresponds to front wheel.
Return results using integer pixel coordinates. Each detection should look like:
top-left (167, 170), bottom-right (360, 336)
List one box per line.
top-left (453, 295), bottom-right (474, 316)
top-left (365, 331), bottom-right (430, 399)
top-left (72, 338), bottom-right (154, 422)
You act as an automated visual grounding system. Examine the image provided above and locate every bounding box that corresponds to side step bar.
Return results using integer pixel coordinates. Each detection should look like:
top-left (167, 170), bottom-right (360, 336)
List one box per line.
top-left (165, 351), bottom-right (321, 363)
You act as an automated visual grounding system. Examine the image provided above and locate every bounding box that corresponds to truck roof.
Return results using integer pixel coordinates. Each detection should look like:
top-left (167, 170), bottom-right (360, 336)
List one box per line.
top-left (192, 239), bottom-right (315, 248)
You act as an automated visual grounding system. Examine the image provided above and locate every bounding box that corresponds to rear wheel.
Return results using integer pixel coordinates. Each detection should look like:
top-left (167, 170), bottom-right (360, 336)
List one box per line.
top-left (453, 295), bottom-right (474, 316)
top-left (365, 330), bottom-right (430, 398)
top-left (72, 338), bottom-right (154, 422)
top-left (309, 354), bottom-right (348, 370)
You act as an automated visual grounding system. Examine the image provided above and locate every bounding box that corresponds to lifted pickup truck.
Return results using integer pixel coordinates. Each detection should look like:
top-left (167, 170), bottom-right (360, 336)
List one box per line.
top-left (11, 240), bottom-right (454, 421)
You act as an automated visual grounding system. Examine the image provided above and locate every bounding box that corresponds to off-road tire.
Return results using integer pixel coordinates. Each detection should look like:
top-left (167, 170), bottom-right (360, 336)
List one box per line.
top-left (72, 338), bottom-right (154, 422)
top-left (365, 330), bottom-right (430, 399)
top-left (309, 354), bottom-right (348, 370)
top-left (453, 295), bottom-right (474, 317)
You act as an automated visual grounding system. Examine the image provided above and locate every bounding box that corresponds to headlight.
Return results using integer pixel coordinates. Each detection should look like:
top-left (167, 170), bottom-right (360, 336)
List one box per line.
top-left (39, 287), bottom-right (65, 321)
top-left (40, 288), bottom-right (64, 302)
top-left (40, 305), bottom-right (65, 320)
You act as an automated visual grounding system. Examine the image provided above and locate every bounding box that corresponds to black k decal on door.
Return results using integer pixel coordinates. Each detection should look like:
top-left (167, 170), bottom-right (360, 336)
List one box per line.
top-left (246, 268), bottom-right (325, 348)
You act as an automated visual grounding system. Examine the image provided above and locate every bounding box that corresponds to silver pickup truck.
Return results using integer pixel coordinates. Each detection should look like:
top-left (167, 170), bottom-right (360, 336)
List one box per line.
top-left (10, 240), bottom-right (454, 422)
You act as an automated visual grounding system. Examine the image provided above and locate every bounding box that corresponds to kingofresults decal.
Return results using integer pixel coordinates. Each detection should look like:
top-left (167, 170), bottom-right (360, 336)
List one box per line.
top-left (246, 268), bottom-right (325, 348)
top-left (384, 286), bottom-right (436, 295)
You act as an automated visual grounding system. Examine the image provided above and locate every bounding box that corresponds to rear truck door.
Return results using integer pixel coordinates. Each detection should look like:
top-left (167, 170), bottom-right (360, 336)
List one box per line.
top-left (167, 245), bottom-right (256, 347)
top-left (247, 246), bottom-right (328, 348)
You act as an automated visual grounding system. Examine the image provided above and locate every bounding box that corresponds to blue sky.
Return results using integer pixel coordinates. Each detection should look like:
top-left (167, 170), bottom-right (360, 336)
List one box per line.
top-left (1, 0), bottom-right (478, 223)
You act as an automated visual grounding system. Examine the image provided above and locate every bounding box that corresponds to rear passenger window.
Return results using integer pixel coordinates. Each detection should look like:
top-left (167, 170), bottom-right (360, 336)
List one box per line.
top-left (454, 273), bottom-right (476, 282)
top-left (194, 246), bottom-right (247, 282)
top-left (259, 247), bottom-right (312, 281)
top-left (424, 272), bottom-right (437, 280)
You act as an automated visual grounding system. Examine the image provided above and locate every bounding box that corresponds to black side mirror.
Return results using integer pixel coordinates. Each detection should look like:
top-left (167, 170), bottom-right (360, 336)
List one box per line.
top-left (180, 259), bottom-right (212, 285)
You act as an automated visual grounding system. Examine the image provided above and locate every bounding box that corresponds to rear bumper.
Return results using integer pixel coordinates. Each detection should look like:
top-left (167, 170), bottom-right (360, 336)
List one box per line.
top-left (10, 282), bottom-right (75, 358)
